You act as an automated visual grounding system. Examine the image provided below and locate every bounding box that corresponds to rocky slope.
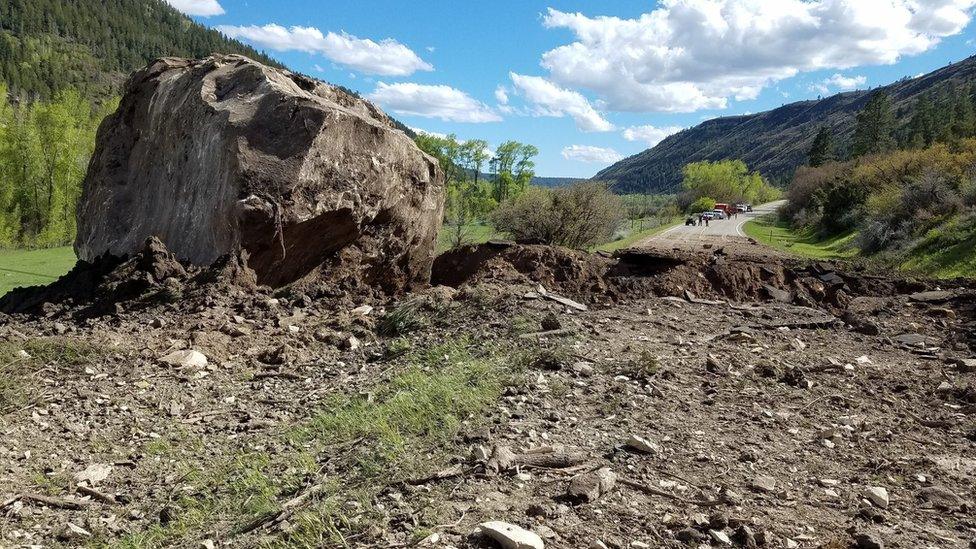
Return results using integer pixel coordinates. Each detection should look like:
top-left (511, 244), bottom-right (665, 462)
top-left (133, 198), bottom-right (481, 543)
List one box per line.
top-left (596, 55), bottom-right (976, 194)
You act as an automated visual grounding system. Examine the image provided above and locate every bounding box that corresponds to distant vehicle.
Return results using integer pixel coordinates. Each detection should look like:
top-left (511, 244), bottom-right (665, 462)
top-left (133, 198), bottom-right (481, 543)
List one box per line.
top-left (702, 212), bottom-right (716, 220)
top-left (714, 203), bottom-right (733, 215)
top-left (746, 204), bottom-right (753, 212)
top-left (711, 209), bottom-right (727, 220)
top-left (735, 203), bottom-right (749, 213)
top-left (685, 217), bottom-right (696, 226)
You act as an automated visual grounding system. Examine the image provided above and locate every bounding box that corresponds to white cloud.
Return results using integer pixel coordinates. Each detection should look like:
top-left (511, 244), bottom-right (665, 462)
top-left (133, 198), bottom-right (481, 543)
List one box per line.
top-left (621, 125), bottom-right (684, 147)
top-left (540, 1), bottom-right (976, 113)
top-left (561, 145), bottom-right (623, 164)
top-left (812, 73), bottom-right (868, 94)
top-left (368, 83), bottom-right (501, 123)
top-left (216, 24), bottom-right (432, 76)
top-left (509, 73), bottom-right (613, 132)
top-left (408, 126), bottom-right (449, 139)
top-left (495, 85), bottom-right (510, 105)
top-left (165, 0), bottom-right (224, 16)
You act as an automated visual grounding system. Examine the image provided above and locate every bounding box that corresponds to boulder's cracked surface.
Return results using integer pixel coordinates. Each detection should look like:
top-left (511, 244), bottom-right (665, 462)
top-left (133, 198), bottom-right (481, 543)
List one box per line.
top-left (76, 54), bottom-right (444, 291)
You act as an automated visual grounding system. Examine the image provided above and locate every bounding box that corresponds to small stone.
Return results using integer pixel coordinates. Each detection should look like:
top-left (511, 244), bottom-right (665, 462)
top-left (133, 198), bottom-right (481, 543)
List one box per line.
top-left (790, 338), bottom-right (807, 351)
top-left (916, 486), bottom-right (965, 510)
top-left (58, 522), bottom-right (92, 540)
top-left (53, 322), bottom-right (68, 335)
top-left (150, 317), bottom-right (166, 328)
top-left (159, 349), bottom-right (208, 368)
top-left (626, 434), bottom-right (660, 454)
top-left (854, 532), bottom-right (884, 549)
top-left (351, 305), bottom-right (373, 315)
top-left (567, 467), bottom-right (617, 503)
top-left (571, 361), bottom-right (594, 377)
top-left (201, 541), bottom-right (216, 549)
top-left (477, 521), bottom-right (544, 549)
top-left (541, 313), bottom-right (562, 331)
top-left (952, 358), bottom-right (976, 372)
top-left (864, 486), bottom-right (889, 509)
top-left (675, 528), bottom-right (705, 543)
top-left (709, 529), bottom-right (733, 545)
top-left (74, 463), bottom-right (112, 485)
top-left (751, 475), bottom-right (777, 493)
top-left (16, 349), bottom-right (30, 359)
top-left (590, 541), bottom-right (609, 549)
top-left (342, 335), bottom-right (360, 351)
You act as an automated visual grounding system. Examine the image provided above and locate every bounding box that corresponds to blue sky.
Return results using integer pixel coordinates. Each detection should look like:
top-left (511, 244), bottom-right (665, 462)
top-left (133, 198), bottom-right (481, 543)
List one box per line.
top-left (170, 0), bottom-right (976, 177)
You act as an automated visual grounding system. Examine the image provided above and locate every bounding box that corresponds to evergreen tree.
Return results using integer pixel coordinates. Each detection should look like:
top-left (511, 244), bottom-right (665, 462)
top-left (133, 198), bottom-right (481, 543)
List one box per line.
top-left (904, 93), bottom-right (936, 148)
top-left (852, 92), bottom-right (895, 157)
top-left (807, 126), bottom-right (835, 167)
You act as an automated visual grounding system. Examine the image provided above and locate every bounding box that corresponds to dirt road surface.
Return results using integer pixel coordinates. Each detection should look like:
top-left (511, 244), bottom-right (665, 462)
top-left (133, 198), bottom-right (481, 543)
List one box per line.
top-left (639, 200), bottom-right (786, 249)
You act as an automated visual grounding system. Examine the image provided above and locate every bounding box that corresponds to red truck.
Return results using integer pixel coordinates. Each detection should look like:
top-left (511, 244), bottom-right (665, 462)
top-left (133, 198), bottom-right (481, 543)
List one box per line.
top-left (714, 203), bottom-right (733, 214)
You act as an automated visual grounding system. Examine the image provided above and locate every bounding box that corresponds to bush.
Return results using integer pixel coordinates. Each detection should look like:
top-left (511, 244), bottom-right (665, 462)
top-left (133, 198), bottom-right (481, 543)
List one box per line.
top-left (490, 181), bottom-right (623, 248)
top-left (687, 196), bottom-right (716, 213)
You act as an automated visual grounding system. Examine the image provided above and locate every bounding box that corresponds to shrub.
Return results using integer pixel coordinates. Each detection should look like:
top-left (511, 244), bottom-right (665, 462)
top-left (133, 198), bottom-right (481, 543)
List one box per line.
top-left (490, 181), bottom-right (623, 248)
top-left (687, 196), bottom-right (716, 213)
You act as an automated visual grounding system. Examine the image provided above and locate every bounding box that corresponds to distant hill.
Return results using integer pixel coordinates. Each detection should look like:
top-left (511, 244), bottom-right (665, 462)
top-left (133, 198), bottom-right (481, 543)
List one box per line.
top-left (531, 176), bottom-right (588, 188)
top-left (596, 55), bottom-right (976, 194)
top-left (0, 0), bottom-right (415, 134)
top-left (0, 0), bottom-right (284, 99)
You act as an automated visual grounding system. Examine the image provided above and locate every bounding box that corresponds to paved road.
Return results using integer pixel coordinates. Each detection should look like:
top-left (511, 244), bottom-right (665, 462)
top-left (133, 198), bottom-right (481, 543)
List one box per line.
top-left (639, 200), bottom-right (786, 246)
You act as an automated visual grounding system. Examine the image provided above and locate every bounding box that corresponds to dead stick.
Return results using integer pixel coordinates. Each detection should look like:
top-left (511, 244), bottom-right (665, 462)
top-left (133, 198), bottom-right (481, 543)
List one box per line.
top-left (618, 477), bottom-right (724, 507)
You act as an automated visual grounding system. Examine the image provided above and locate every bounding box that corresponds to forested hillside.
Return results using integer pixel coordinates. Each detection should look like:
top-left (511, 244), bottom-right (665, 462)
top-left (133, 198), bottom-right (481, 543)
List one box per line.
top-left (0, 0), bottom-right (282, 100)
top-left (597, 55), bottom-right (976, 194)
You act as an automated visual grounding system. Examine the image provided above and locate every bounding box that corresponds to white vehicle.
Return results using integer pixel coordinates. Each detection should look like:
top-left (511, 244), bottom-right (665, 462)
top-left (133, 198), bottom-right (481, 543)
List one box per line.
top-left (711, 209), bottom-right (728, 220)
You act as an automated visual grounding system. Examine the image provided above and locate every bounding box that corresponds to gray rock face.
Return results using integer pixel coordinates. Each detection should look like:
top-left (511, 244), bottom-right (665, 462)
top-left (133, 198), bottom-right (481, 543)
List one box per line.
top-left (76, 55), bottom-right (444, 291)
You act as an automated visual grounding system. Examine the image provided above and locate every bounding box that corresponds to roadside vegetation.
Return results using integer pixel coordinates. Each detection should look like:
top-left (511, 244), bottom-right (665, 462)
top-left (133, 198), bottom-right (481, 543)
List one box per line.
top-left (0, 246), bottom-right (76, 296)
top-left (677, 159), bottom-right (782, 213)
top-left (743, 215), bottom-right (856, 260)
top-left (782, 84), bottom-right (976, 277)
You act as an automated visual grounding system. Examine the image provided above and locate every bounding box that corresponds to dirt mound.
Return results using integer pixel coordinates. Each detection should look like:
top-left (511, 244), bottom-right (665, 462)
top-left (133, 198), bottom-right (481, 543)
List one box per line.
top-left (0, 237), bottom-right (260, 318)
top-left (432, 242), bottom-right (943, 312)
top-left (433, 241), bottom-right (613, 296)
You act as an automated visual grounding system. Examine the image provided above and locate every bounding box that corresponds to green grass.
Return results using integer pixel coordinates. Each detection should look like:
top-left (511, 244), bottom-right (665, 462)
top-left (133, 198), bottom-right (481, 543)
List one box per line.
top-left (1, 337), bottom-right (103, 414)
top-left (436, 224), bottom-right (500, 254)
top-left (899, 216), bottom-right (976, 278)
top-left (593, 216), bottom-right (681, 252)
top-left (743, 215), bottom-right (857, 260)
top-left (106, 337), bottom-right (516, 548)
top-left (0, 246), bottom-right (76, 297)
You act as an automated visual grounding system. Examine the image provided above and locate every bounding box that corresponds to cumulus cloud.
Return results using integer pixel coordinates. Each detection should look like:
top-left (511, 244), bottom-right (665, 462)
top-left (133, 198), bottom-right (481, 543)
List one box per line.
top-left (540, 0), bottom-right (976, 113)
top-left (812, 73), bottom-right (868, 94)
top-left (509, 73), bottom-right (613, 132)
top-left (561, 145), bottom-right (623, 163)
top-left (216, 24), bottom-right (432, 76)
top-left (165, 0), bottom-right (224, 16)
top-left (495, 85), bottom-right (510, 105)
top-left (621, 125), bottom-right (685, 147)
top-left (368, 83), bottom-right (501, 123)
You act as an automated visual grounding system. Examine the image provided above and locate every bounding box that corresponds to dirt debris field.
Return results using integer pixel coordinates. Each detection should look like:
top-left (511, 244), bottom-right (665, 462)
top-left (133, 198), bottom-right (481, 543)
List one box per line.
top-left (0, 241), bottom-right (974, 549)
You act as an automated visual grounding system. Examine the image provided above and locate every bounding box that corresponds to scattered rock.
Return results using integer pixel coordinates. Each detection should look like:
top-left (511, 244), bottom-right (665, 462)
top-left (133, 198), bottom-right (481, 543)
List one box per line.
top-left (916, 486), bottom-right (966, 510)
top-left (853, 532), bottom-right (884, 549)
top-left (541, 313), bottom-right (562, 331)
top-left (625, 435), bottom-right (660, 454)
top-left (863, 486), bottom-right (889, 509)
top-left (751, 475), bottom-right (777, 493)
top-left (477, 521), bottom-right (545, 549)
top-left (567, 467), bottom-right (617, 503)
top-left (159, 349), bottom-right (208, 368)
top-left (709, 529), bottom-right (733, 545)
top-left (74, 463), bottom-right (112, 485)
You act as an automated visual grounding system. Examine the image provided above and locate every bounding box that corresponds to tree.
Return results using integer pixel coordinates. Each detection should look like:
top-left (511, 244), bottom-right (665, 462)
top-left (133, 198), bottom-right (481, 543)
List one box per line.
top-left (491, 181), bottom-right (622, 248)
top-left (904, 93), bottom-right (936, 148)
top-left (852, 91), bottom-right (895, 157)
top-left (491, 141), bottom-right (538, 201)
top-left (807, 126), bottom-right (834, 167)
top-left (687, 196), bottom-right (716, 214)
top-left (679, 160), bottom-right (779, 209)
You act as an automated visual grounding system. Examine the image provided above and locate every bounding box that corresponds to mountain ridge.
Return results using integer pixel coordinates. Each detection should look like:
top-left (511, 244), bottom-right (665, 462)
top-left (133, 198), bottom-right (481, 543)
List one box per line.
top-left (596, 55), bottom-right (976, 194)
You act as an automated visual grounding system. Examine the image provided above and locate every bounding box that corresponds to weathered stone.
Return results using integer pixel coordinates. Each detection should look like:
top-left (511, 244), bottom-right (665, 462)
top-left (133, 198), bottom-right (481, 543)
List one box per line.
top-left (567, 467), bottom-right (617, 503)
top-left (864, 486), bottom-right (889, 508)
top-left (76, 55), bottom-right (444, 291)
top-left (626, 434), bottom-right (660, 454)
top-left (854, 532), bottom-right (884, 549)
top-left (160, 349), bottom-right (208, 368)
top-left (477, 521), bottom-right (544, 549)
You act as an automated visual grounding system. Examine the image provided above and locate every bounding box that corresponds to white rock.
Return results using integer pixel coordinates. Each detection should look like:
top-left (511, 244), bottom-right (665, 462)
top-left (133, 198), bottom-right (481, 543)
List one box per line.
top-left (160, 349), bottom-right (208, 368)
top-left (351, 305), bottom-right (374, 315)
top-left (16, 350), bottom-right (30, 359)
top-left (709, 529), bottom-right (732, 545)
top-left (752, 475), bottom-right (777, 493)
top-left (626, 434), bottom-right (660, 454)
top-left (478, 521), bottom-right (544, 549)
top-left (74, 463), bottom-right (112, 485)
top-left (855, 355), bottom-right (872, 364)
top-left (864, 486), bottom-right (889, 508)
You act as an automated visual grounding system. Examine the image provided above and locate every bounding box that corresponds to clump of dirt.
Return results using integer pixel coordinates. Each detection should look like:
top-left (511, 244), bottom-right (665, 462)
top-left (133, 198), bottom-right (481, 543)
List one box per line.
top-left (0, 237), bottom-right (262, 319)
top-left (432, 241), bottom-right (613, 297)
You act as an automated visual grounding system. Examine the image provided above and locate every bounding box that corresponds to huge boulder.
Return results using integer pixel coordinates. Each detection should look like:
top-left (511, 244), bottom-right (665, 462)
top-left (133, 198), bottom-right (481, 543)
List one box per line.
top-left (75, 54), bottom-right (444, 292)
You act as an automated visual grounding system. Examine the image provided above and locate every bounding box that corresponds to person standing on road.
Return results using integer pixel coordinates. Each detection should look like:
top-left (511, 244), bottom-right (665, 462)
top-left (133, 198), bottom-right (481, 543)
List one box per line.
top-left (705, 216), bottom-right (710, 227)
